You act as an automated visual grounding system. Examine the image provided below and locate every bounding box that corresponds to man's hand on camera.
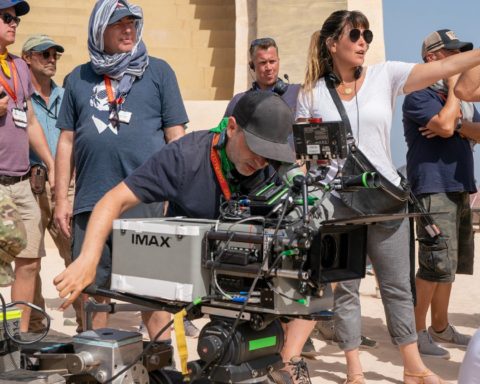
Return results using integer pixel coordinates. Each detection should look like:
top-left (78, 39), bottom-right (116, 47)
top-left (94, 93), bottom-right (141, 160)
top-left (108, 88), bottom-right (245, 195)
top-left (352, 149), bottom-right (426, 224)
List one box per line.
top-left (54, 257), bottom-right (96, 310)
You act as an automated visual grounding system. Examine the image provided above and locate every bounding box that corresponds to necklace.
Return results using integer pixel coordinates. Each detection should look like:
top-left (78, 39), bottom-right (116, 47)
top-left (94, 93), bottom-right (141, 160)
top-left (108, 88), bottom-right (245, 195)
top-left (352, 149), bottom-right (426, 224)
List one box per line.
top-left (340, 81), bottom-right (354, 95)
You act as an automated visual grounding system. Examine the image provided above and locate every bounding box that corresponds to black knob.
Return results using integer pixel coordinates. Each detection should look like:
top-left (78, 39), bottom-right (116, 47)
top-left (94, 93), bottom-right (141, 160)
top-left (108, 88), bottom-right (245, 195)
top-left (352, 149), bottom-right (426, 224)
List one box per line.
top-left (197, 335), bottom-right (223, 363)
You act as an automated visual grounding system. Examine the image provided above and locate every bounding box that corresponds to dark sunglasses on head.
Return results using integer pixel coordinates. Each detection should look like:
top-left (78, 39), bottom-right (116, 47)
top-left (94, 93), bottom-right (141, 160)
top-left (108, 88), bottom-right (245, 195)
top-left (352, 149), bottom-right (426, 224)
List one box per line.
top-left (34, 51), bottom-right (61, 60)
top-left (0, 13), bottom-right (20, 26)
top-left (349, 28), bottom-right (373, 44)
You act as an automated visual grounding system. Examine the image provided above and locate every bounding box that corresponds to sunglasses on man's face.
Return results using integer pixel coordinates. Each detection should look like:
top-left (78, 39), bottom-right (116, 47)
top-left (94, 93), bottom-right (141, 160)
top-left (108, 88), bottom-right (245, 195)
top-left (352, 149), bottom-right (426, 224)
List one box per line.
top-left (349, 28), bottom-right (373, 44)
top-left (0, 13), bottom-right (20, 26)
top-left (34, 51), bottom-right (61, 61)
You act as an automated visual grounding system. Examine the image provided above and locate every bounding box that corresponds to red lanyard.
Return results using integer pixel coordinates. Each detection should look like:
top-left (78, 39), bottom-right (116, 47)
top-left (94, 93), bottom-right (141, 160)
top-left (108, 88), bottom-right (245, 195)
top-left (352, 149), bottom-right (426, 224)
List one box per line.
top-left (104, 76), bottom-right (125, 106)
top-left (0, 57), bottom-right (19, 104)
top-left (210, 133), bottom-right (232, 201)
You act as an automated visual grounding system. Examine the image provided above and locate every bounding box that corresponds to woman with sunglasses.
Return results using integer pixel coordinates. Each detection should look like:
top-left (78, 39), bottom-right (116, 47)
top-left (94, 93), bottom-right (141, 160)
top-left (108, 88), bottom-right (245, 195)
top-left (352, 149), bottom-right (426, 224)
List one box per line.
top-left (293, 9), bottom-right (480, 384)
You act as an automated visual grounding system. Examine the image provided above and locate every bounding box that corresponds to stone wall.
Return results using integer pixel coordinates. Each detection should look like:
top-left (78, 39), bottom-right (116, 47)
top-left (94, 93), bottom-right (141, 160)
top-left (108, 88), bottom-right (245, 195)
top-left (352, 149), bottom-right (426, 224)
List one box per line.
top-left (236, 0), bottom-right (385, 90)
top-left (9, 0), bottom-right (236, 101)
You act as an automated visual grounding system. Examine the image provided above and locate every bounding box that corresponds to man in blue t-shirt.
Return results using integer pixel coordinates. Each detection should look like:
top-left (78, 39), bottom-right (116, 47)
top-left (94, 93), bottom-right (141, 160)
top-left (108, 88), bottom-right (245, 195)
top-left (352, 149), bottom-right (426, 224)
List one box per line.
top-left (403, 29), bottom-right (479, 359)
top-left (54, 0), bottom-right (188, 336)
top-left (224, 37), bottom-right (300, 116)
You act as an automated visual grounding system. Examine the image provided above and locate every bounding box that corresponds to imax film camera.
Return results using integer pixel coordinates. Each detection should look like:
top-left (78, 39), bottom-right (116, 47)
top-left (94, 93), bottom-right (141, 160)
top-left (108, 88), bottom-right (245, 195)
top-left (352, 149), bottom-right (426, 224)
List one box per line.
top-left (0, 121), bottom-right (387, 384)
top-left (105, 120), bottom-right (378, 383)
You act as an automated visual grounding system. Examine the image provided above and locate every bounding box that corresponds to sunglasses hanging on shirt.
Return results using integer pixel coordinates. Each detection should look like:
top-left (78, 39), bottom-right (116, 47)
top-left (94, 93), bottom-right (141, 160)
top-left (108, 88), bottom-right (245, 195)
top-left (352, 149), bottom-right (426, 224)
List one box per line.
top-left (349, 28), bottom-right (373, 44)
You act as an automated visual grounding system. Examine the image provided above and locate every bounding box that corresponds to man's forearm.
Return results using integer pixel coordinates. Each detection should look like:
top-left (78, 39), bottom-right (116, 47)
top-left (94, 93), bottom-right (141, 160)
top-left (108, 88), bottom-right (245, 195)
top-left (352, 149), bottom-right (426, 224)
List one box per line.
top-left (74, 184), bottom-right (140, 268)
top-left (55, 131), bottom-right (74, 201)
top-left (458, 120), bottom-right (480, 142)
top-left (455, 66), bottom-right (480, 101)
top-left (427, 88), bottom-right (460, 137)
top-left (28, 120), bottom-right (54, 170)
top-left (164, 124), bottom-right (186, 143)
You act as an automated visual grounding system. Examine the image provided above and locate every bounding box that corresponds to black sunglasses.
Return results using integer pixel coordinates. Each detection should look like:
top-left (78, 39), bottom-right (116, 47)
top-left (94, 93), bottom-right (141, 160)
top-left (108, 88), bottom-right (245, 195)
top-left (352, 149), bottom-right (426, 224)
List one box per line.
top-left (0, 13), bottom-right (20, 26)
top-left (349, 28), bottom-right (373, 44)
top-left (34, 50), bottom-right (61, 60)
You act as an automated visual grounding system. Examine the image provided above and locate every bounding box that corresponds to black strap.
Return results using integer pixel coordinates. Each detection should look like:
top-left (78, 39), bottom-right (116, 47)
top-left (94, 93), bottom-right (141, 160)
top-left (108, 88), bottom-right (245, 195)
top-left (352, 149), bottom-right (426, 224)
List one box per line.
top-left (325, 76), bottom-right (442, 240)
top-left (325, 75), bottom-right (354, 140)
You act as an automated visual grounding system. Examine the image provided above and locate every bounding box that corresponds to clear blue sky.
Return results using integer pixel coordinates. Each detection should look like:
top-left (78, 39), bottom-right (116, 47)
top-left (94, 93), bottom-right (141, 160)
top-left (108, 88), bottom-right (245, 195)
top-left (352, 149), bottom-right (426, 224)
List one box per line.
top-left (383, 0), bottom-right (480, 183)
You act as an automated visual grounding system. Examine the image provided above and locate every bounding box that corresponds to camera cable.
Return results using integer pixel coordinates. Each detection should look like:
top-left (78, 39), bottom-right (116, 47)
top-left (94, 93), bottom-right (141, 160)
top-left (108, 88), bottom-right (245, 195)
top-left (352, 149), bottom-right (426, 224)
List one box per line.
top-left (0, 292), bottom-right (50, 346)
top-left (193, 189), bottom-right (294, 381)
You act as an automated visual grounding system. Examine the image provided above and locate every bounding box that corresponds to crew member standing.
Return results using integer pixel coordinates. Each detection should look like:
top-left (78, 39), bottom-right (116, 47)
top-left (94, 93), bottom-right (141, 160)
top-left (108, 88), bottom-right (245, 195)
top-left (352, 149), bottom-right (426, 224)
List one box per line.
top-left (0, 0), bottom-right (55, 333)
top-left (54, 0), bottom-right (187, 339)
top-left (224, 37), bottom-right (300, 115)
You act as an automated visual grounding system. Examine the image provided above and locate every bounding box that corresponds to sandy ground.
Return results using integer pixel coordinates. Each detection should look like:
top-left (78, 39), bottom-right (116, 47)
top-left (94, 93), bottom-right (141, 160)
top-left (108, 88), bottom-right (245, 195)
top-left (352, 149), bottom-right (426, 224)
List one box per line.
top-left (1, 234), bottom-right (479, 383)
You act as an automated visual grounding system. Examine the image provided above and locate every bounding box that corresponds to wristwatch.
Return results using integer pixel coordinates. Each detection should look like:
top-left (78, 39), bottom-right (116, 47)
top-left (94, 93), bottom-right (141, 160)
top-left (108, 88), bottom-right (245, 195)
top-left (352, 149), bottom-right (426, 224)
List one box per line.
top-left (455, 119), bottom-right (463, 133)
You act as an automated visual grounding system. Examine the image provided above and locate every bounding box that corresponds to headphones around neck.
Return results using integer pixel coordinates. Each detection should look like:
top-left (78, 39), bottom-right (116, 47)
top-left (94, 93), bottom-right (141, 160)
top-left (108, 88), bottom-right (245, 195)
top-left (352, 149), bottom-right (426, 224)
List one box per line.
top-left (249, 60), bottom-right (289, 96)
top-left (251, 77), bottom-right (288, 96)
top-left (327, 66), bottom-right (363, 85)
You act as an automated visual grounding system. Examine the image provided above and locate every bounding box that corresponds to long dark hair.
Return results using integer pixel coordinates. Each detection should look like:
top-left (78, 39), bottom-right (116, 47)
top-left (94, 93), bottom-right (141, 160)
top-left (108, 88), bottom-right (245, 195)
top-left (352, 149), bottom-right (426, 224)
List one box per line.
top-left (303, 10), bottom-right (369, 92)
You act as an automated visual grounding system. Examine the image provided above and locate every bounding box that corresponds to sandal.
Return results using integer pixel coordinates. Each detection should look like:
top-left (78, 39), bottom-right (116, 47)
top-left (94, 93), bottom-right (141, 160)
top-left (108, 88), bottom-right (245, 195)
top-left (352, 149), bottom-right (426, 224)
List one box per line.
top-left (404, 369), bottom-right (445, 384)
top-left (344, 373), bottom-right (365, 384)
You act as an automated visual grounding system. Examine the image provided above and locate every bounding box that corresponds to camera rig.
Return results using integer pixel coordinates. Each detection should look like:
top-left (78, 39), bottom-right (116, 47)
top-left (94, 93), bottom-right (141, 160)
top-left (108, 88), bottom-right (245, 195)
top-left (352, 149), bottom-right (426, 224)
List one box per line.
top-left (0, 120), bottom-right (413, 384)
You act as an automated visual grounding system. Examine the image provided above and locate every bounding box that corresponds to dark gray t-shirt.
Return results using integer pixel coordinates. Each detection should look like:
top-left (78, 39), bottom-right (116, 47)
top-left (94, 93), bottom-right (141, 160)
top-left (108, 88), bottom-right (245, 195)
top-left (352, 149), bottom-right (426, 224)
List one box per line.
top-left (57, 57), bottom-right (188, 215)
top-left (125, 130), bottom-right (271, 219)
top-left (224, 83), bottom-right (301, 117)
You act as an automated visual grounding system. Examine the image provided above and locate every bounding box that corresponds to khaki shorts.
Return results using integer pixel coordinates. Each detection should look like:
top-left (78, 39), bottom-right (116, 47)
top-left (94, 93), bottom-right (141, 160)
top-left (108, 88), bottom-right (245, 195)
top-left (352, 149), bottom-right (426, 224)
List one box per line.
top-left (0, 179), bottom-right (43, 259)
top-left (416, 192), bottom-right (474, 283)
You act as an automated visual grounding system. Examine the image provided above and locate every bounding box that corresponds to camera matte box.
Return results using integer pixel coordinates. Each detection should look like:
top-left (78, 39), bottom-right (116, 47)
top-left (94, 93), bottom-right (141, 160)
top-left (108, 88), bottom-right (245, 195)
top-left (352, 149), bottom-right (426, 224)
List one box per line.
top-left (111, 218), bottom-right (216, 302)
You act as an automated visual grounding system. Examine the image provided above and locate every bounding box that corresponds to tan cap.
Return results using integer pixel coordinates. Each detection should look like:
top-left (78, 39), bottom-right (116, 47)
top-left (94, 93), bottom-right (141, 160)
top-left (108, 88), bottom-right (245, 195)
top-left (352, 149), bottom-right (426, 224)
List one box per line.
top-left (421, 29), bottom-right (472, 59)
top-left (22, 34), bottom-right (64, 54)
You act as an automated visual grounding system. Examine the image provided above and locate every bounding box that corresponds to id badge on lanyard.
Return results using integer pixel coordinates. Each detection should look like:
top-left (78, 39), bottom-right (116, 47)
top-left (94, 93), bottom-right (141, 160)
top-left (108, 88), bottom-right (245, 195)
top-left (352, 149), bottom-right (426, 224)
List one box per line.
top-left (0, 57), bottom-right (27, 128)
top-left (105, 76), bottom-right (132, 126)
top-left (12, 107), bottom-right (27, 128)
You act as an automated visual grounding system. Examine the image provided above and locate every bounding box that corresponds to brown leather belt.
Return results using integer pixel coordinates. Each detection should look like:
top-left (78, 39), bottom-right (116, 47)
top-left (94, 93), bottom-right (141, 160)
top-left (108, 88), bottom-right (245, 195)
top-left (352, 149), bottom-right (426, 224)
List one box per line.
top-left (0, 170), bottom-right (31, 186)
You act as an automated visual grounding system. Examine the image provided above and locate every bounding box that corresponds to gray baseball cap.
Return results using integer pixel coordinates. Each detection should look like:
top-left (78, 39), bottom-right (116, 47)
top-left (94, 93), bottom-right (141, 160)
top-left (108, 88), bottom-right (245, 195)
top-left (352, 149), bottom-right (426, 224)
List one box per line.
top-left (232, 91), bottom-right (295, 164)
top-left (108, 0), bottom-right (141, 25)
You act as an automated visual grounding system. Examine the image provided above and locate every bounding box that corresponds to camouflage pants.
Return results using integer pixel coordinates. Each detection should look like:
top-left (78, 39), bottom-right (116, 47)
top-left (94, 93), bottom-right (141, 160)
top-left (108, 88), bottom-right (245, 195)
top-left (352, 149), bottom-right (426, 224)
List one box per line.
top-left (0, 188), bottom-right (26, 286)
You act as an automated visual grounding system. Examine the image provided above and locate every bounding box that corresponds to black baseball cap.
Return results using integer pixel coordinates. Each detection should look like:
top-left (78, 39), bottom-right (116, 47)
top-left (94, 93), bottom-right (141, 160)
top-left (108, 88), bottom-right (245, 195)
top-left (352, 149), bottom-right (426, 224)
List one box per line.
top-left (422, 29), bottom-right (473, 59)
top-left (108, 0), bottom-right (141, 25)
top-left (0, 0), bottom-right (29, 16)
top-left (232, 91), bottom-right (295, 163)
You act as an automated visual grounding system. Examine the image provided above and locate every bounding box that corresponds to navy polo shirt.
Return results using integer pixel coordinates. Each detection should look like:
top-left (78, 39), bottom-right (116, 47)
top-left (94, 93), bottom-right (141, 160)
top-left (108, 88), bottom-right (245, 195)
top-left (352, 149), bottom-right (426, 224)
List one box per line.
top-left (402, 87), bottom-right (478, 195)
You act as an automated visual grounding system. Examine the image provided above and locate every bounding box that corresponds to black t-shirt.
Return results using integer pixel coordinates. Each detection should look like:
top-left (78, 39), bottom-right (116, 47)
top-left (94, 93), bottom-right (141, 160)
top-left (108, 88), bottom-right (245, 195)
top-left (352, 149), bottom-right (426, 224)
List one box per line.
top-left (124, 130), bottom-right (270, 219)
top-left (402, 87), bottom-right (478, 195)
